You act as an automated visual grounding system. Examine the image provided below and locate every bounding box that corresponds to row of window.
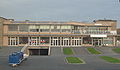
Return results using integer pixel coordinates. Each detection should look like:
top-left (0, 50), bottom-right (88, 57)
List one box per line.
top-left (8, 37), bottom-right (114, 46)
top-left (8, 25), bottom-right (109, 32)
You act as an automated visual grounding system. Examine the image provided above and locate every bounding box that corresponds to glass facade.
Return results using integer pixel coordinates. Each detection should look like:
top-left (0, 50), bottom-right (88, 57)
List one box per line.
top-left (7, 36), bottom-right (115, 46)
top-left (19, 37), bottom-right (28, 44)
top-left (7, 23), bottom-right (116, 47)
top-left (8, 24), bottom-right (112, 35)
top-left (19, 25), bottom-right (29, 32)
top-left (8, 25), bottom-right (18, 31)
top-left (8, 37), bottom-right (18, 46)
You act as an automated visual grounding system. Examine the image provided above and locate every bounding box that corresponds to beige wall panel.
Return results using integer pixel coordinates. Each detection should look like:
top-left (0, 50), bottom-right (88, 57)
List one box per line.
top-left (8, 32), bottom-right (18, 34)
top-left (3, 25), bottom-right (8, 34)
top-left (29, 32), bottom-right (40, 34)
top-left (19, 32), bottom-right (29, 34)
top-left (4, 21), bottom-right (12, 24)
top-left (3, 36), bottom-right (8, 46)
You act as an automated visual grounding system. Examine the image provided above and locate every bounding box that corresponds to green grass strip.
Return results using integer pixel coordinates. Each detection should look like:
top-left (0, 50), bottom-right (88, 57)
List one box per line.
top-left (63, 48), bottom-right (73, 55)
top-left (87, 48), bottom-right (101, 54)
top-left (66, 57), bottom-right (83, 64)
top-left (112, 48), bottom-right (120, 53)
top-left (100, 56), bottom-right (120, 63)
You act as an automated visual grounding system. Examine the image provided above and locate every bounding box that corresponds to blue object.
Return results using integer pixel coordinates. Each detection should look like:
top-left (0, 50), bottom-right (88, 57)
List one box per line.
top-left (8, 52), bottom-right (24, 64)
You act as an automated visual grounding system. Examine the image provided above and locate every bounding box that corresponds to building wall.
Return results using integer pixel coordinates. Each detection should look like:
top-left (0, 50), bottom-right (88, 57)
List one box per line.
top-left (3, 36), bottom-right (8, 46)
top-left (0, 18), bottom-right (3, 47)
top-left (3, 25), bottom-right (8, 34)
top-left (1, 17), bottom-right (117, 47)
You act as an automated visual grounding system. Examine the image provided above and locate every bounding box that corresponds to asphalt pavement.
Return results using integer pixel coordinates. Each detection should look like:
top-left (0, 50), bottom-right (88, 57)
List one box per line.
top-left (0, 46), bottom-right (120, 70)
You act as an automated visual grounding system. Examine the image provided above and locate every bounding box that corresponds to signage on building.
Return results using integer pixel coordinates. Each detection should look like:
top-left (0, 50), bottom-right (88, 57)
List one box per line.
top-left (94, 24), bottom-right (102, 25)
top-left (90, 34), bottom-right (107, 37)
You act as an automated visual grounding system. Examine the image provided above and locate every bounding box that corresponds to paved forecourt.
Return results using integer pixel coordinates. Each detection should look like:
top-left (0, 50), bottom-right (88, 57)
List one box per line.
top-left (1, 47), bottom-right (120, 70)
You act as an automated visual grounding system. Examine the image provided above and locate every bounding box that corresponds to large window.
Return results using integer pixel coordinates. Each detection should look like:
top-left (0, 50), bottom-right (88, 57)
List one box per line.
top-left (29, 25), bottom-right (39, 32)
top-left (19, 37), bottom-right (28, 44)
top-left (8, 37), bottom-right (18, 46)
top-left (19, 25), bottom-right (29, 32)
top-left (84, 26), bottom-right (109, 34)
top-left (61, 25), bottom-right (71, 32)
top-left (30, 37), bottom-right (39, 45)
top-left (61, 25), bottom-right (71, 29)
top-left (8, 25), bottom-right (18, 31)
top-left (71, 37), bottom-right (82, 46)
top-left (40, 25), bottom-right (50, 32)
top-left (83, 37), bottom-right (92, 44)
top-left (104, 40), bottom-right (113, 44)
top-left (51, 25), bottom-right (61, 32)
top-left (40, 37), bottom-right (49, 44)
top-left (103, 37), bottom-right (113, 45)
top-left (29, 37), bottom-right (50, 46)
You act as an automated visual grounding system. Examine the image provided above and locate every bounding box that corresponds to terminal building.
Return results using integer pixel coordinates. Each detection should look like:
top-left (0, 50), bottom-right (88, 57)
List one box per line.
top-left (0, 17), bottom-right (117, 55)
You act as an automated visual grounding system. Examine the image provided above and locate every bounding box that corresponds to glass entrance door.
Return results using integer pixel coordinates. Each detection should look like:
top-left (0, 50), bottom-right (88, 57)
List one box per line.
top-left (8, 37), bottom-right (18, 46)
top-left (52, 40), bottom-right (58, 46)
top-left (62, 37), bottom-right (70, 46)
top-left (63, 39), bottom-right (69, 46)
top-left (99, 40), bottom-right (102, 46)
top-left (93, 39), bottom-right (102, 46)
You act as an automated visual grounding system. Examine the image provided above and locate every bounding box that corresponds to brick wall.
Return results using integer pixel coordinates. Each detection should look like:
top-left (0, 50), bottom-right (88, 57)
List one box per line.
top-left (0, 18), bottom-right (3, 47)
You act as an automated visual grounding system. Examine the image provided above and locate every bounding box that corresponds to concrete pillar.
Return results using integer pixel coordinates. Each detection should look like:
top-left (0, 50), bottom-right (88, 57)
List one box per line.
top-left (60, 37), bottom-right (62, 47)
top-left (49, 37), bottom-right (51, 46)
top-left (113, 37), bottom-right (116, 46)
top-left (0, 18), bottom-right (3, 47)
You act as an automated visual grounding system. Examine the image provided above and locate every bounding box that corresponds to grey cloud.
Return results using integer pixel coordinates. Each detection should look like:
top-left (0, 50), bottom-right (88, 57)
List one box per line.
top-left (0, 0), bottom-right (120, 27)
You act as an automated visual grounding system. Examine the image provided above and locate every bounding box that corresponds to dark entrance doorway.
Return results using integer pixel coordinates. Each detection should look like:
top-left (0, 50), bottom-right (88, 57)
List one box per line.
top-left (29, 49), bottom-right (49, 56)
top-left (40, 49), bottom-right (48, 55)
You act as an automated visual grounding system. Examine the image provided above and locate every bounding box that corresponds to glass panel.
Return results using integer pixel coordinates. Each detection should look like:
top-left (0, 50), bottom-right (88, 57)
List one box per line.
top-left (61, 26), bottom-right (70, 29)
top-left (83, 37), bottom-right (92, 44)
top-left (104, 40), bottom-right (113, 44)
top-left (40, 25), bottom-right (50, 29)
top-left (19, 37), bottom-right (28, 44)
top-left (8, 37), bottom-right (18, 45)
top-left (8, 25), bottom-right (18, 31)
top-left (51, 26), bottom-right (54, 29)
top-left (29, 25), bottom-right (39, 32)
top-left (40, 37), bottom-right (50, 44)
top-left (19, 25), bottom-right (28, 32)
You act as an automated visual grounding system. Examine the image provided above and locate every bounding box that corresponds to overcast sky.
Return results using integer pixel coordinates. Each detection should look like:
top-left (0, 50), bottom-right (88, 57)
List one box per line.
top-left (0, 0), bottom-right (120, 28)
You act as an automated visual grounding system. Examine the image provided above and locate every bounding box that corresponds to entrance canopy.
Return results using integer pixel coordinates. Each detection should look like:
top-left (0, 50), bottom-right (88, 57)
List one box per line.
top-left (90, 34), bottom-right (107, 37)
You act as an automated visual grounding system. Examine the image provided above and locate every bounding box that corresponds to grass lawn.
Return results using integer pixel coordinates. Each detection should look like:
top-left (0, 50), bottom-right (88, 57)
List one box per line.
top-left (112, 48), bottom-right (120, 53)
top-left (100, 56), bottom-right (120, 63)
top-left (66, 57), bottom-right (84, 64)
top-left (87, 48), bottom-right (101, 54)
top-left (63, 48), bottom-right (73, 55)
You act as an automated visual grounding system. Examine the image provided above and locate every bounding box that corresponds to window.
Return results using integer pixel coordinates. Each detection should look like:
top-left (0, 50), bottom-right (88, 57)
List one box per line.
top-left (19, 25), bottom-right (29, 32)
top-left (104, 40), bottom-right (113, 44)
top-left (40, 37), bottom-right (49, 44)
top-left (40, 25), bottom-right (50, 29)
top-left (61, 25), bottom-right (71, 32)
top-left (103, 37), bottom-right (113, 45)
top-left (8, 37), bottom-right (18, 45)
top-left (51, 25), bottom-right (61, 32)
top-left (29, 37), bottom-right (39, 45)
top-left (83, 37), bottom-right (92, 44)
top-left (61, 25), bottom-right (71, 29)
top-left (40, 25), bottom-right (50, 32)
top-left (19, 37), bottom-right (28, 44)
top-left (29, 25), bottom-right (39, 32)
top-left (8, 25), bottom-right (18, 31)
